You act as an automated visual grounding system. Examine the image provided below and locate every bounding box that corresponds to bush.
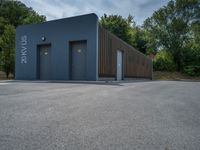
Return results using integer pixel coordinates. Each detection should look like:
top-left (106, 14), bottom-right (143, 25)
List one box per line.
top-left (153, 50), bottom-right (177, 71)
top-left (183, 65), bottom-right (200, 76)
top-left (181, 47), bottom-right (200, 76)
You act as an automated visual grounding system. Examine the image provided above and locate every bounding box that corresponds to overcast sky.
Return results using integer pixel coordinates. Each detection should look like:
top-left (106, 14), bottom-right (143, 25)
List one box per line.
top-left (20, 0), bottom-right (169, 25)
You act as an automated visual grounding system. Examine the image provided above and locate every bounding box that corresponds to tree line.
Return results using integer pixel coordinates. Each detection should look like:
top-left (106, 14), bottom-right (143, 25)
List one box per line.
top-left (100, 0), bottom-right (200, 76)
top-left (0, 0), bottom-right (200, 78)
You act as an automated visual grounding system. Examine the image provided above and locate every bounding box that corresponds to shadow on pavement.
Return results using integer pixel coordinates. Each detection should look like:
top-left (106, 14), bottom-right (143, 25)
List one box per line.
top-left (0, 79), bottom-right (153, 86)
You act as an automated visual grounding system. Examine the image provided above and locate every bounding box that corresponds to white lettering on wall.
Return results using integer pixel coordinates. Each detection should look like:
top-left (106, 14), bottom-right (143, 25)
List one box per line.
top-left (21, 35), bottom-right (27, 64)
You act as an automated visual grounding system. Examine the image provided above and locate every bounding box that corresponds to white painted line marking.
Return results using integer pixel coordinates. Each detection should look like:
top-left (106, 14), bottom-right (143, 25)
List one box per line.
top-left (0, 83), bottom-right (11, 85)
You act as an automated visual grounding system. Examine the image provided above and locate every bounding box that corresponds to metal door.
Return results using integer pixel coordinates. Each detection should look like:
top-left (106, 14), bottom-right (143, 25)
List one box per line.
top-left (71, 41), bottom-right (87, 80)
top-left (39, 45), bottom-right (51, 80)
top-left (116, 50), bottom-right (123, 80)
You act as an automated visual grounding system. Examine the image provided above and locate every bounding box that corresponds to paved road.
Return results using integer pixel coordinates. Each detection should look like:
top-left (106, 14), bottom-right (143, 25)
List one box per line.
top-left (0, 80), bottom-right (200, 150)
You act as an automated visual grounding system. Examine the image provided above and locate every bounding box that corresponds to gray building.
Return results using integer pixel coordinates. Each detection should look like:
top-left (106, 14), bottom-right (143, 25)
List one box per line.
top-left (15, 13), bottom-right (152, 81)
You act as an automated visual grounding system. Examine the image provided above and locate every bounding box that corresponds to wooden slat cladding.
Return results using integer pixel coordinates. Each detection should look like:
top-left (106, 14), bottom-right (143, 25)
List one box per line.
top-left (98, 26), bottom-right (152, 79)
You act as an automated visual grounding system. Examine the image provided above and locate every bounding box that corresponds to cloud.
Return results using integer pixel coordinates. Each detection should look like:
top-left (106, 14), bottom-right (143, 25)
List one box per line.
top-left (20, 0), bottom-right (169, 25)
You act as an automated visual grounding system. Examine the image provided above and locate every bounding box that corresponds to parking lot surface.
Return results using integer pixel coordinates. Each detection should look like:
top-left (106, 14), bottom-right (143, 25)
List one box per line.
top-left (0, 80), bottom-right (200, 150)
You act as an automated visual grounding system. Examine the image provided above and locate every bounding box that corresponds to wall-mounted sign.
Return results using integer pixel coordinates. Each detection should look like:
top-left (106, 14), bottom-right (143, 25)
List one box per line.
top-left (20, 35), bottom-right (27, 64)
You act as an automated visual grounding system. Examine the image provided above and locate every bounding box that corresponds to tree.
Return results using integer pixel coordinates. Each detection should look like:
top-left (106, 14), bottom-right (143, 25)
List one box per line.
top-left (100, 14), bottom-right (132, 45)
top-left (181, 21), bottom-right (200, 76)
top-left (0, 25), bottom-right (15, 78)
top-left (135, 27), bottom-right (148, 54)
top-left (100, 14), bottom-right (149, 54)
top-left (100, 14), bottom-right (137, 48)
top-left (0, 17), bottom-right (8, 53)
top-left (153, 50), bottom-right (177, 71)
top-left (0, 0), bottom-right (46, 28)
top-left (143, 0), bottom-right (200, 70)
top-left (0, 17), bottom-right (8, 35)
top-left (23, 14), bottom-right (46, 24)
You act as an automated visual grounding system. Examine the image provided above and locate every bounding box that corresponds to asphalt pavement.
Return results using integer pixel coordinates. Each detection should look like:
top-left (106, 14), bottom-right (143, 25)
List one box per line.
top-left (0, 80), bottom-right (200, 150)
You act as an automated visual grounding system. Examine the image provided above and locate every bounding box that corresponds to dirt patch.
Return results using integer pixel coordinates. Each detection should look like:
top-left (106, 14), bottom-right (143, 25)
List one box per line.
top-left (153, 71), bottom-right (200, 81)
top-left (0, 71), bottom-right (14, 80)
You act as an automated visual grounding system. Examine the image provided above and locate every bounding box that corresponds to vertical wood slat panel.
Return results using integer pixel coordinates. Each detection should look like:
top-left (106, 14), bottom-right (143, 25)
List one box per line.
top-left (98, 26), bottom-right (152, 79)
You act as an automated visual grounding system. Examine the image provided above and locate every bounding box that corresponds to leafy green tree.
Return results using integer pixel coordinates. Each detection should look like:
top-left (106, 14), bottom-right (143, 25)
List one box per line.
top-left (100, 14), bottom-right (149, 54)
top-left (182, 23), bottom-right (200, 76)
top-left (140, 27), bottom-right (157, 55)
top-left (135, 27), bottom-right (148, 54)
top-left (0, 25), bottom-right (15, 78)
top-left (100, 14), bottom-right (134, 46)
top-left (0, 17), bottom-right (8, 53)
top-left (23, 14), bottom-right (46, 24)
top-left (0, 17), bottom-right (8, 35)
top-left (153, 50), bottom-right (177, 71)
top-left (0, 0), bottom-right (46, 28)
top-left (143, 0), bottom-right (200, 70)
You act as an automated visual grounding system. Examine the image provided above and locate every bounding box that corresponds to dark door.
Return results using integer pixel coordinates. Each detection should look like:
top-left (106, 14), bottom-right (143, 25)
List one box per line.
top-left (116, 50), bottom-right (123, 80)
top-left (39, 45), bottom-right (51, 80)
top-left (71, 41), bottom-right (87, 80)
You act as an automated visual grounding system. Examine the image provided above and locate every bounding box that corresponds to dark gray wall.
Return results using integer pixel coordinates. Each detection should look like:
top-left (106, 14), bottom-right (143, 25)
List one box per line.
top-left (15, 13), bottom-right (99, 80)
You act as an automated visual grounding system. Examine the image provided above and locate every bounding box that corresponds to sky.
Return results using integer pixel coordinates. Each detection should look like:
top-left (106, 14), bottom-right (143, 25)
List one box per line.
top-left (20, 0), bottom-right (170, 25)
